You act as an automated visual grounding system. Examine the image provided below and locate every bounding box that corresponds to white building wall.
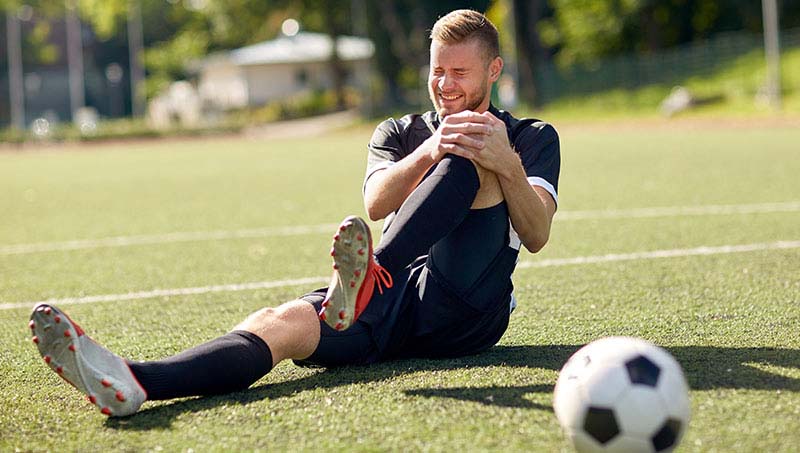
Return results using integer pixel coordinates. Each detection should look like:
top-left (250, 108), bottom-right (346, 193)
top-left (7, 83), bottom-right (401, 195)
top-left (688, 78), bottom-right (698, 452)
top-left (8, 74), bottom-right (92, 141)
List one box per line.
top-left (200, 59), bottom-right (373, 109)
top-left (197, 63), bottom-right (249, 110)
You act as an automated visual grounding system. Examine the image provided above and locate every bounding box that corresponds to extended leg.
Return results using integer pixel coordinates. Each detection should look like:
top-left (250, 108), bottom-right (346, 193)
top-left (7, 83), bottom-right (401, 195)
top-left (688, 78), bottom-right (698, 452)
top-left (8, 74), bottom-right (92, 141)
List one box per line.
top-left (130, 300), bottom-right (320, 400)
top-left (29, 300), bottom-right (321, 416)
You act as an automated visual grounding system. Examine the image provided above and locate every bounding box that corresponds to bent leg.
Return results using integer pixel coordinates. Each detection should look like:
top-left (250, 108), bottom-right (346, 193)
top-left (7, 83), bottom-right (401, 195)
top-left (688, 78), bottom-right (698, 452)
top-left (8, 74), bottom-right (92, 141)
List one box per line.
top-left (374, 155), bottom-right (505, 274)
top-left (374, 154), bottom-right (480, 274)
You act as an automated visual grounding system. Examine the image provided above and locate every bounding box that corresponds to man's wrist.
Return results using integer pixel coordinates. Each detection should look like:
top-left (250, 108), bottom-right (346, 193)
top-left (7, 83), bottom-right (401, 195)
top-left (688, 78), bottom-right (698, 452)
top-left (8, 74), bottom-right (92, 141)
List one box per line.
top-left (497, 152), bottom-right (525, 182)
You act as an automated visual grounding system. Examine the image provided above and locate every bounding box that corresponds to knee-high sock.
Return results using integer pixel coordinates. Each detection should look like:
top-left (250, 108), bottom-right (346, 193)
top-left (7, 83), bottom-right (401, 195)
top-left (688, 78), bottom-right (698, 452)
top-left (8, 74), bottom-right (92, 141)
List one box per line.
top-left (374, 154), bottom-right (480, 274)
top-left (127, 330), bottom-right (273, 400)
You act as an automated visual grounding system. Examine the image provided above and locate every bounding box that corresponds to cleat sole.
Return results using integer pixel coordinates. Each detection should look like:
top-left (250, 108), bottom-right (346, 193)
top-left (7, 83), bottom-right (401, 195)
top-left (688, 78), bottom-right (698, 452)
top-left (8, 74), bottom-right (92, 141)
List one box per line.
top-left (30, 304), bottom-right (146, 417)
top-left (321, 216), bottom-right (371, 331)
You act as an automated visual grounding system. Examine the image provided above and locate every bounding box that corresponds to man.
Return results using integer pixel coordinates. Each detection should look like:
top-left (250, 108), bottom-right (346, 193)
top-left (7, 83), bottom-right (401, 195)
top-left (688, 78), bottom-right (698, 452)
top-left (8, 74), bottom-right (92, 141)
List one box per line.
top-left (29, 9), bottom-right (559, 417)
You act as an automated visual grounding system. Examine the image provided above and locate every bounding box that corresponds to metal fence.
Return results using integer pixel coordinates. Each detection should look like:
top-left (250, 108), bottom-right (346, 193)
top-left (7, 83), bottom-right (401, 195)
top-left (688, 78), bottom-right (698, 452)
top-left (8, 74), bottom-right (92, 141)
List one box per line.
top-left (533, 27), bottom-right (800, 105)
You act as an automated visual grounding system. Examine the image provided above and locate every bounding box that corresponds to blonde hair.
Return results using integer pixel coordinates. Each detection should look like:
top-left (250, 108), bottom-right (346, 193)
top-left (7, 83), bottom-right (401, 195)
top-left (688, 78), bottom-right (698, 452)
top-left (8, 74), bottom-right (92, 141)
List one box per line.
top-left (430, 9), bottom-right (500, 62)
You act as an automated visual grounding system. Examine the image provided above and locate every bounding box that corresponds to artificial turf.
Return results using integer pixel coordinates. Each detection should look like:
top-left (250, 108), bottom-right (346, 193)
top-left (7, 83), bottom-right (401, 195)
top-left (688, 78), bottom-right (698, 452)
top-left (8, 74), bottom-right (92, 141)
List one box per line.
top-left (1, 122), bottom-right (798, 451)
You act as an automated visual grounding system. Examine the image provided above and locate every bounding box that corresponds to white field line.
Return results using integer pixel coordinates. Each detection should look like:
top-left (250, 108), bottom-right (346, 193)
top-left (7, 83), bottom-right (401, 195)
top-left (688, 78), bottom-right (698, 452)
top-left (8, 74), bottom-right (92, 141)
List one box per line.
top-left (0, 224), bottom-right (338, 256)
top-left (1, 202), bottom-right (799, 256)
top-left (516, 240), bottom-right (800, 269)
top-left (554, 201), bottom-right (800, 220)
top-left (2, 240), bottom-right (797, 311)
top-left (0, 276), bottom-right (330, 311)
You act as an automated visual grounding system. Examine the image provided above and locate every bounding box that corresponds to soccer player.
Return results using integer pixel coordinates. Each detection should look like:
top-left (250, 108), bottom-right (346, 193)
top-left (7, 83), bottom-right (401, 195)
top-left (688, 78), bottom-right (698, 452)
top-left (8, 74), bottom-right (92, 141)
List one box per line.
top-left (29, 9), bottom-right (559, 417)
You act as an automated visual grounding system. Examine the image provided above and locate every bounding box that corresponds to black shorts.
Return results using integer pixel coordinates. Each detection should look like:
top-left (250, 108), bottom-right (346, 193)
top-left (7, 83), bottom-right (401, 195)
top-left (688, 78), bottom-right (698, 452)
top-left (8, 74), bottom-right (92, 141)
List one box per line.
top-left (296, 203), bottom-right (516, 368)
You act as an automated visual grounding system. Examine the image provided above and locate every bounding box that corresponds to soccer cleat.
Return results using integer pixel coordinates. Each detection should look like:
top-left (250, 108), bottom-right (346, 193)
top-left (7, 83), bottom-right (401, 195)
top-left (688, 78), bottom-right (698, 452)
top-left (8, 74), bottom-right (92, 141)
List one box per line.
top-left (29, 304), bottom-right (147, 417)
top-left (318, 216), bottom-right (393, 331)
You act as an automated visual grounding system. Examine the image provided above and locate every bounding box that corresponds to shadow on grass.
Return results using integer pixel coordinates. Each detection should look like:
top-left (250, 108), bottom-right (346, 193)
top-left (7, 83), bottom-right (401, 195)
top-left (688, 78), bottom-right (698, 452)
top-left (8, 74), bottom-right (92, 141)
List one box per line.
top-left (105, 344), bottom-right (800, 430)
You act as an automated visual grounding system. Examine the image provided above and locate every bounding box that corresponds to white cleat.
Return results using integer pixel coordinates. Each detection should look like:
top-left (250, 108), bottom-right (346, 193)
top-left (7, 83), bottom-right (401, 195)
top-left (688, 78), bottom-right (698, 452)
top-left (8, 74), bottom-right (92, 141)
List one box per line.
top-left (29, 304), bottom-right (147, 417)
top-left (318, 216), bottom-right (392, 331)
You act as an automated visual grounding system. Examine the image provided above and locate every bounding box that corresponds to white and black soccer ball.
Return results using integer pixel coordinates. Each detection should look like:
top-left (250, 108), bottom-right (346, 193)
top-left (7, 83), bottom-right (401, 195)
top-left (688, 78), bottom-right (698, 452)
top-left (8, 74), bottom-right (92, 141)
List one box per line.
top-left (553, 337), bottom-right (691, 453)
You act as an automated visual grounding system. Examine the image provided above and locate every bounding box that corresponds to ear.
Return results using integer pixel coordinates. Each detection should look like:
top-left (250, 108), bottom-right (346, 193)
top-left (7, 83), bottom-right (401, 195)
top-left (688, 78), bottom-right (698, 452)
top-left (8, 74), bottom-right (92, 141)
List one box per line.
top-left (489, 57), bottom-right (503, 83)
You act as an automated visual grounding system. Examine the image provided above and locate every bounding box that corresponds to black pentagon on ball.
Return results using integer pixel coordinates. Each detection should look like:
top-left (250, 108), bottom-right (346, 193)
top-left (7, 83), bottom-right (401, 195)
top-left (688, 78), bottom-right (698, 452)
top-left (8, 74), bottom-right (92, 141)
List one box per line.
top-left (652, 418), bottom-right (682, 452)
top-left (583, 407), bottom-right (620, 444)
top-left (625, 355), bottom-right (661, 387)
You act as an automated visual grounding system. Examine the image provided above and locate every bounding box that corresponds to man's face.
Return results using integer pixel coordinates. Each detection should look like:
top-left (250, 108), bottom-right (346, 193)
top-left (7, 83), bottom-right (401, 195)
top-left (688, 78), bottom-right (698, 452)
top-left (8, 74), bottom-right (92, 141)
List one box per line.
top-left (428, 39), bottom-right (501, 117)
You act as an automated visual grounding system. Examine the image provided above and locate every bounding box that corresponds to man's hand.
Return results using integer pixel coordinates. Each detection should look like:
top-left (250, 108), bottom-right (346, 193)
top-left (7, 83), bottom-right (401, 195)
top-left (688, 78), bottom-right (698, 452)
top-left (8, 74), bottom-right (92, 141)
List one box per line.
top-left (466, 111), bottom-right (519, 179)
top-left (419, 111), bottom-right (494, 163)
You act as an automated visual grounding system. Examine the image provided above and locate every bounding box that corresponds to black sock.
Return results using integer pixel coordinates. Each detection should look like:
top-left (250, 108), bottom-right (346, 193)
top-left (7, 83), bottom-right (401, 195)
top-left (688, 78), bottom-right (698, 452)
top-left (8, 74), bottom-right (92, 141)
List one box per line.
top-left (127, 330), bottom-right (273, 400)
top-left (375, 154), bottom-right (479, 274)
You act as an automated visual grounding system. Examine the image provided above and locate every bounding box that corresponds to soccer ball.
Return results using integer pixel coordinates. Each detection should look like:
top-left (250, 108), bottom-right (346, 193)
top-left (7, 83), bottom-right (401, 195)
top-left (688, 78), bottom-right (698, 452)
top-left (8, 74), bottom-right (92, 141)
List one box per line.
top-left (553, 337), bottom-right (691, 453)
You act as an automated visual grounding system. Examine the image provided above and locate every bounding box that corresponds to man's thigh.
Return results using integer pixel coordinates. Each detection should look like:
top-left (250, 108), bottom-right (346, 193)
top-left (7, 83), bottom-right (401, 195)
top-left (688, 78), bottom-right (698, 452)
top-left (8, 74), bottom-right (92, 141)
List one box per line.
top-left (292, 289), bottom-right (379, 368)
top-left (427, 201), bottom-right (516, 310)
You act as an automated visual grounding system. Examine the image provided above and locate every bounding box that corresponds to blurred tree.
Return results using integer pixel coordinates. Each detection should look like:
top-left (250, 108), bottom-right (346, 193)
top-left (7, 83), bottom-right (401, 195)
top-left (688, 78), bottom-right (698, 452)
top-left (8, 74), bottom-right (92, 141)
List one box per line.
top-left (538, 0), bottom-right (800, 66)
top-left (363, 0), bottom-right (491, 108)
top-left (511, 0), bottom-right (551, 107)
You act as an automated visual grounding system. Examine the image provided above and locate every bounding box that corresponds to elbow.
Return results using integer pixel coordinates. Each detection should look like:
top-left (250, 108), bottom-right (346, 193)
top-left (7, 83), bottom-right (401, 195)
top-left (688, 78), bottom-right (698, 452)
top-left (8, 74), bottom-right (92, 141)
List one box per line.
top-left (523, 232), bottom-right (549, 254)
top-left (366, 207), bottom-right (384, 222)
top-left (364, 197), bottom-right (387, 221)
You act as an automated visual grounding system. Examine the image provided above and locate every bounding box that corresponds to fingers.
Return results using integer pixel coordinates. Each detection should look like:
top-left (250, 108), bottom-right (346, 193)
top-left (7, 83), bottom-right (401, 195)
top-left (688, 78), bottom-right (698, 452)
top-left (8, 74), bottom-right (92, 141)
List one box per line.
top-left (440, 132), bottom-right (484, 151)
top-left (436, 142), bottom-right (477, 160)
top-left (442, 110), bottom-right (492, 124)
top-left (441, 121), bottom-right (493, 136)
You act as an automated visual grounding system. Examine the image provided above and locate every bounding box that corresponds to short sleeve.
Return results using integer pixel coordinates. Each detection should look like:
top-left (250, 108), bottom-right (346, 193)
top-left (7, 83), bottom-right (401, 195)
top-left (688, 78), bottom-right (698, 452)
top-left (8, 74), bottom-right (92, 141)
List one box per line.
top-left (515, 122), bottom-right (561, 206)
top-left (364, 118), bottom-right (403, 187)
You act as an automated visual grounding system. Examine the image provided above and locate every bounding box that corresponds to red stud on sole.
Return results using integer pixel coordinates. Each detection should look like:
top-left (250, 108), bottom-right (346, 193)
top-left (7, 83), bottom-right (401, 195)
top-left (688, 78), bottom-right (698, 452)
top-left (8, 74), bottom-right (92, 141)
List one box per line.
top-left (101, 379), bottom-right (112, 388)
top-left (101, 407), bottom-right (112, 416)
top-left (115, 391), bottom-right (126, 402)
top-left (88, 395), bottom-right (97, 405)
top-left (32, 336), bottom-right (39, 344)
top-left (68, 344), bottom-right (76, 352)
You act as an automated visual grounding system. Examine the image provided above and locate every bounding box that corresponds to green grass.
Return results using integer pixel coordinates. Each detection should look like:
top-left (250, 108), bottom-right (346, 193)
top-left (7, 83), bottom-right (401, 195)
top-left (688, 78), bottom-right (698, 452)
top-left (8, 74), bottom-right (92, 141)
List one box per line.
top-left (1, 122), bottom-right (799, 452)
top-left (534, 47), bottom-right (800, 122)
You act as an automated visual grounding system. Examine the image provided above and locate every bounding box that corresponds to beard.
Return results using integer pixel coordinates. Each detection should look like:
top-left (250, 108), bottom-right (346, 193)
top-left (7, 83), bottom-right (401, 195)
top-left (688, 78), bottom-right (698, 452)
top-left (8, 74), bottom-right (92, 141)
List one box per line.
top-left (430, 81), bottom-right (489, 118)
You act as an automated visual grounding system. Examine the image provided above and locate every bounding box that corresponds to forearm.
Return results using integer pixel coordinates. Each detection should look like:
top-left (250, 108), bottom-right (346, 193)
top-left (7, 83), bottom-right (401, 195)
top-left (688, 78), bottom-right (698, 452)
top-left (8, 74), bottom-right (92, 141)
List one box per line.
top-left (497, 160), bottom-right (555, 253)
top-left (363, 148), bottom-right (436, 220)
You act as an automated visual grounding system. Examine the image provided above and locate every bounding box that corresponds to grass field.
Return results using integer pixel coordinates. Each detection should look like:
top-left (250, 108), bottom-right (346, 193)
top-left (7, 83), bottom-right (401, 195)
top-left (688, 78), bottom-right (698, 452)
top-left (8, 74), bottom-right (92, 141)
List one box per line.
top-left (1, 120), bottom-right (799, 452)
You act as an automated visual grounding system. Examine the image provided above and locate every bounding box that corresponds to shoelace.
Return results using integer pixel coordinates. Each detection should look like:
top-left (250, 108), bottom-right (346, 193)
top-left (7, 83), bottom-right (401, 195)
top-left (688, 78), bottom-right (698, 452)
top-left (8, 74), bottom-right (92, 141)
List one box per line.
top-left (371, 263), bottom-right (393, 294)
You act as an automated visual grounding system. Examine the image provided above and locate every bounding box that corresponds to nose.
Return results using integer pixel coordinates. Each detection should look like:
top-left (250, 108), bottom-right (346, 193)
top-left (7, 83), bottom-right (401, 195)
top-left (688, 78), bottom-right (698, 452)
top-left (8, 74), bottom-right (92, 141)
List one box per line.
top-left (439, 73), bottom-right (456, 91)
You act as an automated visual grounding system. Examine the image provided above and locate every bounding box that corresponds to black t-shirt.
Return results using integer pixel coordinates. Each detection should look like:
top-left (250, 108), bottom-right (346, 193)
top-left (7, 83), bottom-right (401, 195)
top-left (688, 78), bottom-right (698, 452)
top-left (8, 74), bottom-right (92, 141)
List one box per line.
top-left (364, 104), bottom-right (561, 213)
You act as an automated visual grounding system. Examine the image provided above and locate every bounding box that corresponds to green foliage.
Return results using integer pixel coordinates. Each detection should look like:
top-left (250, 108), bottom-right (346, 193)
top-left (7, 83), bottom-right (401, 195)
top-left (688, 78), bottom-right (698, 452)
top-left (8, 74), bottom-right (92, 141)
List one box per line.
top-left (144, 29), bottom-right (210, 97)
top-left (77, 0), bottom-right (127, 39)
top-left (25, 21), bottom-right (58, 64)
top-left (535, 46), bottom-right (800, 120)
top-left (540, 0), bottom-right (644, 65)
top-left (230, 88), bottom-right (357, 124)
top-left (538, 0), bottom-right (800, 68)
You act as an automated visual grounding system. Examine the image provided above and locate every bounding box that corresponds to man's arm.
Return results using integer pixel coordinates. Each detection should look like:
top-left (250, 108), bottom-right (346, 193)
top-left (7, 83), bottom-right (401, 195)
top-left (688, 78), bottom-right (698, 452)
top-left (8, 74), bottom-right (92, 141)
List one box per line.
top-left (363, 150), bottom-right (434, 221)
top-left (496, 160), bottom-right (556, 253)
top-left (364, 112), bottom-right (492, 221)
top-left (469, 112), bottom-right (557, 253)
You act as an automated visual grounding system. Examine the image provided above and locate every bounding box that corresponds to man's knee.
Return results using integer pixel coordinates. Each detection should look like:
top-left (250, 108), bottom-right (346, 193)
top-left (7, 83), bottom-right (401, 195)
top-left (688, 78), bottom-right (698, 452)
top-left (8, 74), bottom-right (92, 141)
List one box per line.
top-left (234, 300), bottom-right (321, 364)
top-left (236, 301), bottom-right (314, 334)
top-left (470, 162), bottom-right (504, 209)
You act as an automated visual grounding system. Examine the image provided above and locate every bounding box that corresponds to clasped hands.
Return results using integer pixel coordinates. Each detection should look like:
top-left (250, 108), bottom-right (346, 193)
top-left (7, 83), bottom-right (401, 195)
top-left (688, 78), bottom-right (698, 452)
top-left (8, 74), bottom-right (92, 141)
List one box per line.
top-left (424, 110), bottom-right (517, 177)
